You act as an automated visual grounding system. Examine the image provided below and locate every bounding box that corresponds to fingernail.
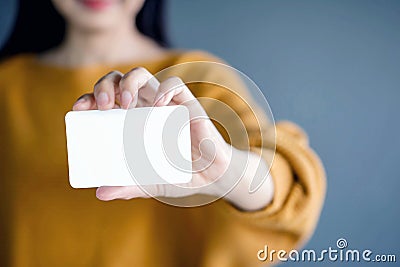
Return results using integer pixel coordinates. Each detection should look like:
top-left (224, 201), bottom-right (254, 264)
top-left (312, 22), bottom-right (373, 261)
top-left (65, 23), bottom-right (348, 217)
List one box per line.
top-left (97, 92), bottom-right (109, 108)
top-left (121, 91), bottom-right (133, 109)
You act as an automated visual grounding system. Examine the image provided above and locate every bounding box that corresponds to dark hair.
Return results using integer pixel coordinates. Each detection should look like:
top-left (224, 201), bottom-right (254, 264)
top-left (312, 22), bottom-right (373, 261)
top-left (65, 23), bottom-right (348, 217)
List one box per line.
top-left (0, 0), bottom-right (169, 59)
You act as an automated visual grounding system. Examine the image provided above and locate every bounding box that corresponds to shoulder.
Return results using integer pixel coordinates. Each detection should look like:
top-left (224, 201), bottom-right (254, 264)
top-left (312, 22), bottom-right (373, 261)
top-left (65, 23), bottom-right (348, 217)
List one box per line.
top-left (160, 50), bottom-right (237, 82)
top-left (0, 54), bottom-right (35, 98)
top-left (0, 54), bottom-right (33, 74)
top-left (173, 50), bottom-right (225, 64)
top-left (0, 54), bottom-right (34, 84)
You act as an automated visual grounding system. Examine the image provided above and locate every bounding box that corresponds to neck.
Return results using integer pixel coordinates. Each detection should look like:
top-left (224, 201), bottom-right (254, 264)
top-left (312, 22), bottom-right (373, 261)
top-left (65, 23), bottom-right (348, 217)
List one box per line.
top-left (42, 21), bottom-right (165, 67)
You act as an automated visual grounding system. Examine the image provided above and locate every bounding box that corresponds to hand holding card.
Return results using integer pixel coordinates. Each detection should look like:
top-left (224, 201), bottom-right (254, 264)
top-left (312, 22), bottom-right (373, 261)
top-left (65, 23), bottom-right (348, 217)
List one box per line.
top-left (70, 67), bottom-right (231, 201)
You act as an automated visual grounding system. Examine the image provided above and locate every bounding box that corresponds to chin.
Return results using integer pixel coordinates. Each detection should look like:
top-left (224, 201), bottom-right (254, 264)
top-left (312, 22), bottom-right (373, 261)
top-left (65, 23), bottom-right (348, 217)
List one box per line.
top-left (72, 13), bottom-right (123, 32)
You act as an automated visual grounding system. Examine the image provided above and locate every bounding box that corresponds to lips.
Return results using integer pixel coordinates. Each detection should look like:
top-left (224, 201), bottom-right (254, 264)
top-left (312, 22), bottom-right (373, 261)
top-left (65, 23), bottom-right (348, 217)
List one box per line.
top-left (78, 0), bottom-right (114, 11)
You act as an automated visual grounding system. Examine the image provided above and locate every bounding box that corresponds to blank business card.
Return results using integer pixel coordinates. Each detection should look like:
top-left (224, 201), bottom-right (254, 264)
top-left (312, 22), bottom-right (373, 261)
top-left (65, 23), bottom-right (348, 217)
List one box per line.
top-left (65, 106), bottom-right (192, 188)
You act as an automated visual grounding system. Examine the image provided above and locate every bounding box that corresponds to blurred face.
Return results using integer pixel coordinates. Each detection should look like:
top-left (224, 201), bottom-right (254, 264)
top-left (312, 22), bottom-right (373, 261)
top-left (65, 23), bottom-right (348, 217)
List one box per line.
top-left (51, 0), bottom-right (145, 31)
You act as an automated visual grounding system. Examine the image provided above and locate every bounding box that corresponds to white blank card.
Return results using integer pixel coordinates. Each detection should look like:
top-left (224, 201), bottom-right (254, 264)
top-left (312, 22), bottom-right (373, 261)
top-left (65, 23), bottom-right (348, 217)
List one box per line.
top-left (65, 106), bottom-right (192, 188)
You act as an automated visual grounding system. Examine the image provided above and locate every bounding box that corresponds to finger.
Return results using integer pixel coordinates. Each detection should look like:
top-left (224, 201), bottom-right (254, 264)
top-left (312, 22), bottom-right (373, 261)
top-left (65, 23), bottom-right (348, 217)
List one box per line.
top-left (119, 67), bottom-right (159, 109)
top-left (94, 70), bottom-right (123, 110)
top-left (72, 93), bottom-right (96, 111)
top-left (96, 181), bottom-right (204, 201)
top-left (153, 76), bottom-right (207, 118)
top-left (96, 186), bottom-right (146, 201)
top-left (96, 185), bottom-right (163, 201)
top-left (153, 76), bottom-right (195, 106)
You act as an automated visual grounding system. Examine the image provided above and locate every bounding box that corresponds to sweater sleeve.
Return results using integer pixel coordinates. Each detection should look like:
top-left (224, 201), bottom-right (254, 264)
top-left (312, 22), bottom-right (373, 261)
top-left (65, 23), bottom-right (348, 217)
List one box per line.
top-left (175, 51), bottom-right (327, 266)
top-left (206, 122), bottom-right (326, 266)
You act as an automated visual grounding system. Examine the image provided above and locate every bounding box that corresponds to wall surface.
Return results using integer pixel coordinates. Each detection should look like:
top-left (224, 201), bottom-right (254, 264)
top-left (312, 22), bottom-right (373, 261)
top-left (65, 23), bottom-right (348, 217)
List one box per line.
top-left (168, 0), bottom-right (399, 266)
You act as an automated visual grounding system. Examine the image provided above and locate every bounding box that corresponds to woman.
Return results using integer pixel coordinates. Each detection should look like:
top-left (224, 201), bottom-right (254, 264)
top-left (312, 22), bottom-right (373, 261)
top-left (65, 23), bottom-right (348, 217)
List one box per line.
top-left (0, 0), bottom-right (326, 266)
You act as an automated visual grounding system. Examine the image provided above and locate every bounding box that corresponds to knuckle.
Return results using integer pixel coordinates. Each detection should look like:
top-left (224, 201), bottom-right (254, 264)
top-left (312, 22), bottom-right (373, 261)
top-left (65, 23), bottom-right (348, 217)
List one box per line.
top-left (119, 72), bottom-right (131, 84)
top-left (161, 76), bottom-right (185, 92)
top-left (125, 66), bottom-right (152, 80)
top-left (120, 67), bottom-right (153, 90)
top-left (94, 81), bottom-right (113, 95)
top-left (93, 82), bottom-right (106, 95)
top-left (94, 78), bottom-right (108, 91)
top-left (94, 70), bottom-right (121, 89)
top-left (167, 76), bottom-right (185, 88)
top-left (108, 70), bottom-right (123, 76)
top-left (166, 76), bottom-right (184, 84)
top-left (119, 76), bottom-right (134, 92)
top-left (129, 66), bottom-right (148, 73)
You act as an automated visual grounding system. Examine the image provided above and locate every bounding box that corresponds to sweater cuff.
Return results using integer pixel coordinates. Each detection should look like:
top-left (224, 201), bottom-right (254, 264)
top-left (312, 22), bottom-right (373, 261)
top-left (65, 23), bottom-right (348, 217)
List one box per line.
top-left (215, 122), bottom-right (326, 234)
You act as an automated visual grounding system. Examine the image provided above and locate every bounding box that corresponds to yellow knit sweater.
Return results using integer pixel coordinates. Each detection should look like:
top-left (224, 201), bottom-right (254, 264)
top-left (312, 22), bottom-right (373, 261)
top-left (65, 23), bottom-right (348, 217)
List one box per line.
top-left (0, 50), bottom-right (326, 267)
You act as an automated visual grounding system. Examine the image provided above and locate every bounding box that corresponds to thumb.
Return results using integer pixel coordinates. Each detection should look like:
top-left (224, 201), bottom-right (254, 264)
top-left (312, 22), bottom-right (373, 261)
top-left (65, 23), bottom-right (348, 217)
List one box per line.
top-left (96, 185), bottom-right (165, 201)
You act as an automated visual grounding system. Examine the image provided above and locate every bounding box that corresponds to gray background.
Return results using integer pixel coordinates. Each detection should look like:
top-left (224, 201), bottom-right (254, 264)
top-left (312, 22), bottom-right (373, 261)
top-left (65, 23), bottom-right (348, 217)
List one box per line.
top-left (1, 0), bottom-right (399, 266)
top-left (168, 0), bottom-right (400, 266)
